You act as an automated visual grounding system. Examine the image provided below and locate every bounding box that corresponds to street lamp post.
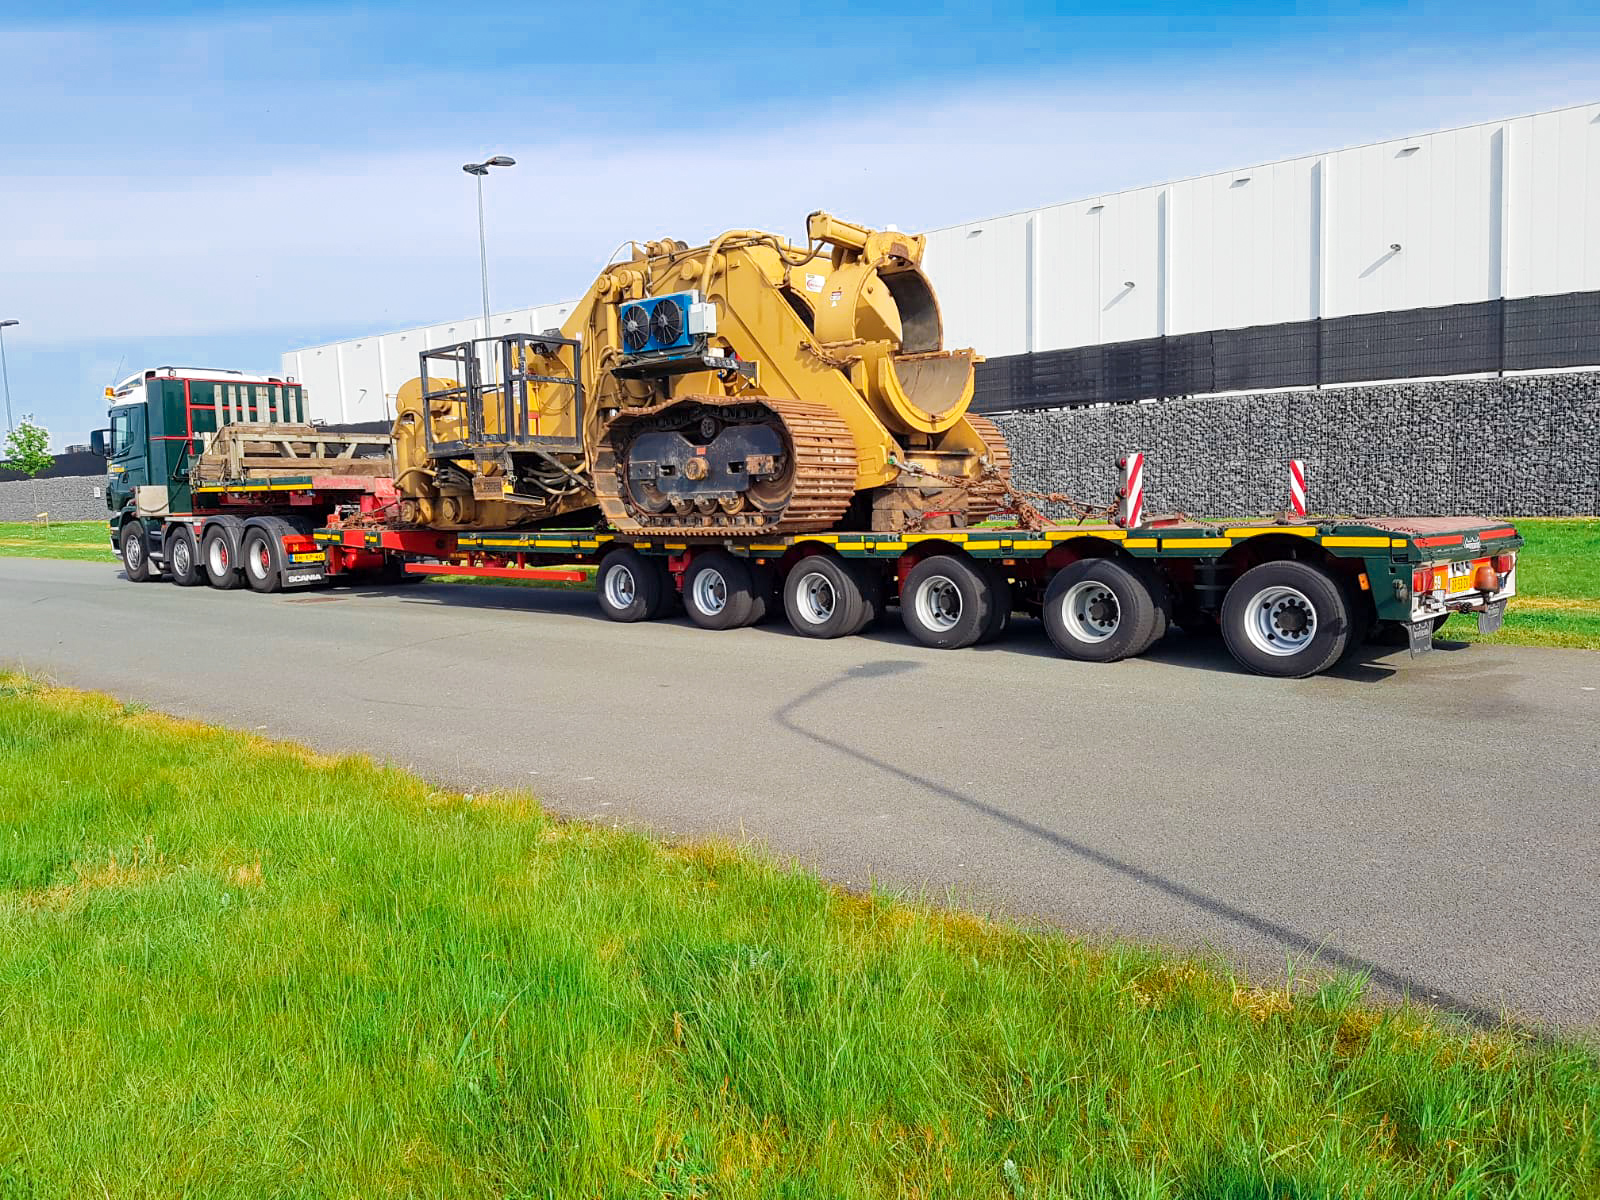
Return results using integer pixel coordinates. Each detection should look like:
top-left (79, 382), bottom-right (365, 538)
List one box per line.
top-left (0, 320), bottom-right (17, 433)
top-left (462, 156), bottom-right (515, 382)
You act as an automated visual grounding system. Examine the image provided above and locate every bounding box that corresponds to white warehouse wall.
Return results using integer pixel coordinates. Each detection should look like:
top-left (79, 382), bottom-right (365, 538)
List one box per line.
top-left (285, 101), bottom-right (1598, 424)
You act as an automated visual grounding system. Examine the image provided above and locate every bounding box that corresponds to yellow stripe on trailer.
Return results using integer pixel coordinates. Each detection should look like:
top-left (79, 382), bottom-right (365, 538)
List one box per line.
top-left (1125, 537), bottom-right (1157, 548)
top-left (1010, 539), bottom-right (1051, 550)
top-left (1321, 536), bottom-right (1390, 548)
top-left (1162, 537), bottom-right (1231, 549)
top-left (750, 542), bottom-right (787, 552)
top-left (871, 541), bottom-right (908, 552)
top-left (663, 542), bottom-right (688, 551)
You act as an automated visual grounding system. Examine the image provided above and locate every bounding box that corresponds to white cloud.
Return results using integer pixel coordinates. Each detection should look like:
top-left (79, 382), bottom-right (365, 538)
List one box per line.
top-left (2, 24), bottom-right (1594, 352)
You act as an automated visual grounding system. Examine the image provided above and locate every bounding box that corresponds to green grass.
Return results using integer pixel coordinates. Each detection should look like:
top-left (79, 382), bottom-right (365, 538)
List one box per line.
top-left (0, 520), bottom-right (114, 563)
top-left (0, 674), bottom-right (1595, 1197)
top-left (1436, 518), bottom-right (1600, 649)
top-left (6, 518), bottom-right (1596, 649)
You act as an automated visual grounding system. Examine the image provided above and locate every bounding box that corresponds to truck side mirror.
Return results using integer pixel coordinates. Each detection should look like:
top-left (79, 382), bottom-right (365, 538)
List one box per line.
top-left (90, 429), bottom-right (110, 457)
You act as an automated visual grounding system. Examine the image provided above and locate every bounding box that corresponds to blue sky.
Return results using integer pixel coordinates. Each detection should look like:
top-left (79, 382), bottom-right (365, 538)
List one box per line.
top-left (2, 1), bottom-right (1597, 445)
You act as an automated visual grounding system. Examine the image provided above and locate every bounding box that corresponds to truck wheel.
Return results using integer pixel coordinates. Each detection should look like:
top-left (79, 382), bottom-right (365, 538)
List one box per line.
top-left (165, 526), bottom-right (204, 587)
top-left (202, 521), bottom-right (244, 590)
top-left (240, 524), bottom-right (285, 594)
top-left (682, 550), bottom-right (757, 630)
top-left (783, 553), bottom-right (869, 639)
top-left (977, 561), bottom-right (1012, 644)
top-left (596, 549), bottom-right (666, 622)
top-left (119, 522), bottom-right (157, 583)
top-left (1042, 558), bottom-right (1158, 662)
top-left (1221, 560), bottom-right (1351, 678)
top-left (901, 554), bottom-right (993, 649)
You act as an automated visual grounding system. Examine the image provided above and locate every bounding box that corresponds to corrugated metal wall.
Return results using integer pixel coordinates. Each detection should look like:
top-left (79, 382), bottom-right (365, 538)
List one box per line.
top-left (284, 102), bottom-right (1599, 424)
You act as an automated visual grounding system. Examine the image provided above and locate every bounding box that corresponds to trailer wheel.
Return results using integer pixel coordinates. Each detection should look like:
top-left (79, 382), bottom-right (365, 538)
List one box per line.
top-left (1221, 560), bottom-right (1351, 678)
top-left (165, 525), bottom-right (204, 587)
top-left (901, 554), bottom-right (993, 649)
top-left (682, 550), bottom-right (758, 630)
top-left (201, 519), bottom-right (245, 590)
top-left (1042, 558), bottom-right (1158, 662)
top-left (783, 553), bottom-right (871, 639)
top-left (119, 522), bottom-right (157, 583)
top-left (240, 524), bottom-right (285, 594)
top-left (977, 561), bottom-right (1012, 644)
top-left (596, 549), bottom-right (667, 623)
top-left (1133, 563), bottom-right (1171, 653)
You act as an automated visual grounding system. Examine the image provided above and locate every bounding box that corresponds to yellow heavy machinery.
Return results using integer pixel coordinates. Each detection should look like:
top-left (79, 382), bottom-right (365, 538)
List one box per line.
top-left (391, 211), bottom-right (1010, 535)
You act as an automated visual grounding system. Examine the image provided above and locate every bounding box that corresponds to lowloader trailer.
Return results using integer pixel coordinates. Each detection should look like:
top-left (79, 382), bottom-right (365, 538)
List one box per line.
top-left (95, 384), bottom-right (1521, 680)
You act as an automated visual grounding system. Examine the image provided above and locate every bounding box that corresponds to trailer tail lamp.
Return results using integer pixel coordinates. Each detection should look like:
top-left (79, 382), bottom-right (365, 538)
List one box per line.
top-left (1494, 553), bottom-right (1516, 575)
top-left (1474, 564), bottom-right (1500, 592)
top-left (1412, 566), bottom-right (1443, 594)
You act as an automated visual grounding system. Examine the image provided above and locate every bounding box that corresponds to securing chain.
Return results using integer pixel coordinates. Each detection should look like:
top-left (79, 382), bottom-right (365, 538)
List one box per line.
top-left (891, 457), bottom-right (1119, 532)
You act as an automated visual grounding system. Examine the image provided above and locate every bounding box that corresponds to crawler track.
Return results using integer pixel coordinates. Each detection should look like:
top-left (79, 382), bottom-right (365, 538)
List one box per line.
top-left (593, 395), bottom-right (857, 536)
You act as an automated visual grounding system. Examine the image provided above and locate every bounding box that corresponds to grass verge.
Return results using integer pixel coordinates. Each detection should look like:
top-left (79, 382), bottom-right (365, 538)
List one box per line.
top-left (0, 673), bottom-right (1595, 1197)
top-left (4, 518), bottom-right (1595, 649)
top-left (0, 520), bottom-right (113, 563)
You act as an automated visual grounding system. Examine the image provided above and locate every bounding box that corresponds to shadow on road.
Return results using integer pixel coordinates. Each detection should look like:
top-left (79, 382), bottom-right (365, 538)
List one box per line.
top-left (773, 659), bottom-right (1516, 1031)
top-left (374, 581), bottom-right (1421, 681)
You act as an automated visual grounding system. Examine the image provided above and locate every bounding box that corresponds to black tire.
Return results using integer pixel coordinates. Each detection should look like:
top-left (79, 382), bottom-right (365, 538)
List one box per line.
top-left (1221, 560), bottom-right (1352, 678)
top-left (1042, 558), bottom-right (1159, 663)
top-left (596, 548), bottom-right (665, 623)
top-left (201, 518), bottom-right (245, 590)
top-left (900, 554), bottom-right (993, 649)
top-left (682, 550), bottom-right (758, 630)
top-left (240, 523), bottom-right (285, 594)
top-left (977, 560), bottom-right (1012, 644)
top-left (1135, 563), bottom-right (1171, 653)
top-left (165, 525), bottom-right (204, 587)
top-left (783, 553), bottom-right (868, 639)
top-left (119, 522), bottom-right (157, 582)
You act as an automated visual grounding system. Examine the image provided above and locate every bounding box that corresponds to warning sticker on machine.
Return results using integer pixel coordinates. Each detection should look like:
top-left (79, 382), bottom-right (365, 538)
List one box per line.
top-left (804, 273), bottom-right (825, 293)
top-left (829, 290), bottom-right (842, 307)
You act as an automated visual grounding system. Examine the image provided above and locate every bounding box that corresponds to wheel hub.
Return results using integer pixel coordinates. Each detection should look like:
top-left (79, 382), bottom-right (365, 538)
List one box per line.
top-left (1244, 586), bottom-right (1318, 657)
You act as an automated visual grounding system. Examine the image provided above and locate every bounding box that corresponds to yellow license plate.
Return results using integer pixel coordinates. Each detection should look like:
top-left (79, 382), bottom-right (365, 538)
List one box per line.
top-left (290, 552), bottom-right (325, 564)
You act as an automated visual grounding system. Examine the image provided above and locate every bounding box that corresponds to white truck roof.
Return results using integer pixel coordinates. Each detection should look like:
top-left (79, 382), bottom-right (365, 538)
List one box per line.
top-left (110, 366), bottom-right (291, 400)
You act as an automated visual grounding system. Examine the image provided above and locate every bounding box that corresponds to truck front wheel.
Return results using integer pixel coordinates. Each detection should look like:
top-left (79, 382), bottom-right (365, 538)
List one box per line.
top-left (1221, 560), bottom-right (1351, 678)
top-left (119, 522), bottom-right (157, 583)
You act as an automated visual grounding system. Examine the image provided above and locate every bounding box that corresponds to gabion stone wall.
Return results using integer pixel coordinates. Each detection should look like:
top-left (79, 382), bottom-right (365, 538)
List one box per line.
top-left (0, 476), bottom-right (110, 523)
top-left (990, 372), bottom-right (1600, 518)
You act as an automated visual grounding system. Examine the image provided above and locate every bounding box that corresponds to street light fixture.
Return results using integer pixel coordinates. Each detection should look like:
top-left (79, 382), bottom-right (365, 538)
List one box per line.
top-left (0, 319), bottom-right (17, 433)
top-left (462, 156), bottom-right (516, 381)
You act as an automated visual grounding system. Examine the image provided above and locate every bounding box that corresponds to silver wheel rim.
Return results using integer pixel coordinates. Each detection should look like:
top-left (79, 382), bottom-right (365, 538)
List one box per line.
top-left (125, 535), bottom-right (142, 571)
top-left (604, 563), bottom-right (636, 609)
top-left (248, 538), bottom-right (270, 580)
top-left (692, 568), bottom-right (727, 615)
top-left (1244, 584), bottom-right (1317, 657)
top-left (794, 570), bottom-right (836, 625)
top-left (914, 575), bottom-right (961, 632)
top-left (1062, 579), bottom-right (1120, 643)
top-left (173, 538), bottom-right (190, 575)
top-left (208, 538), bottom-right (229, 575)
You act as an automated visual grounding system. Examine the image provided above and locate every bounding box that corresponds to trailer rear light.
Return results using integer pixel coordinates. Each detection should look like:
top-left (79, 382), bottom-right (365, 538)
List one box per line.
top-left (1474, 564), bottom-right (1500, 592)
top-left (1412, 567), bottom-right (1431, 593)
top-left (1494, 553), bottom-right (1515, 575)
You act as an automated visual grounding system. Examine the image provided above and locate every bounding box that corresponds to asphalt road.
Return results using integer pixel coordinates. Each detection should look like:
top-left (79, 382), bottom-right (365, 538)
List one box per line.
top-left (3, 556), bottom-right (1596, 1031)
